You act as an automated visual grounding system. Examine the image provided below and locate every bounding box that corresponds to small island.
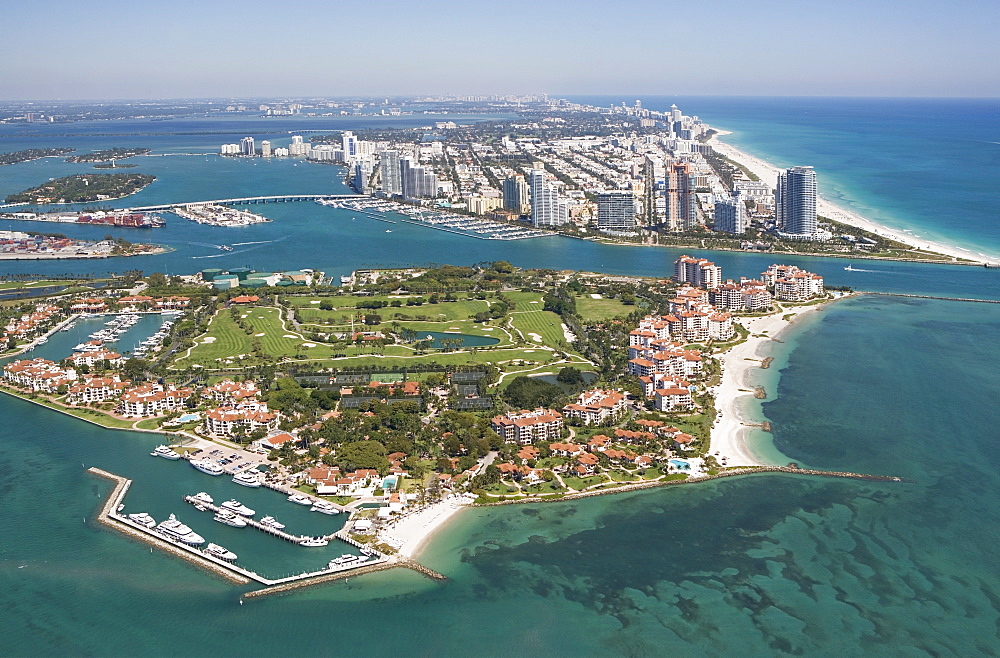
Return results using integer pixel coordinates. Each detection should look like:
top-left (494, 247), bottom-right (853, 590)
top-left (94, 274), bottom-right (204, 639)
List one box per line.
top-left (5, 173), bottom-right (156, 204)
top-left (0, 148), bottom-right (75, 166)
top-left (67, 147), bottom-right (151, 163)
top-left (93, 163), bottom-right (139, 169)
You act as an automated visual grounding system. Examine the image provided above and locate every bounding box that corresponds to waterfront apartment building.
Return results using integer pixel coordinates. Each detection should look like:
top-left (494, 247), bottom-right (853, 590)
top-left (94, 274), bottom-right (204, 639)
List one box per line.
top-left (204, 403), bottom-right (278, 437)
top-left (288, 135), bottom-right (309, 157)
top-left (761, 264), bottom-right (824, 301)
top-left (664, 162), bottom-right (697, 231)
top-left (714, 190), bottom-right (747, 234)
top-left (711, 279), bottom-right (774, 312)
top-left (239, 136), bottom-right (255, 156)
top-left (491, 408), bottom-right (564, 445)
top-left (529, 169), bottom-right (569, 227)
top-left (341, 131), bottom-right (357, 160)
top-left (380, 150), bottom-right (402, 196)
top-left (401, 157), bottom-right (438, 199)
top-left (352, 159), bottom-right (373, 194)
top-left (776, 166), bottom-right (817, 237)
top-left (260, 140), bottom-right (272, 157)
top-left (119, 383), bottom-right (193, 417)
top-left (502, 175), bottom-right (529, 214)
top-left (673, 255), bottom-right (722, 289)
top-left (597, 191), bottom-right (637, 233)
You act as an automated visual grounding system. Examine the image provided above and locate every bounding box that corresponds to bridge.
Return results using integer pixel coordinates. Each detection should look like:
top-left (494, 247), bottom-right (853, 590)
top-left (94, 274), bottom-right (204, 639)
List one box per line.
top-left (125, 194), bottom-right (368, 212)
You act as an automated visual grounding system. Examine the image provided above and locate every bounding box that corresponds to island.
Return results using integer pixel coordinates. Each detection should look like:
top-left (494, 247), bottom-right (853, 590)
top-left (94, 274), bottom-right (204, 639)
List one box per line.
top-left (0, 147), bottom-right (75, 166)
top-left (67, 147), bottom-right (151, 163)
top-left (0, 229), bottom-right (166, 260)
top-left (5, 173), bottom-right (156, 204)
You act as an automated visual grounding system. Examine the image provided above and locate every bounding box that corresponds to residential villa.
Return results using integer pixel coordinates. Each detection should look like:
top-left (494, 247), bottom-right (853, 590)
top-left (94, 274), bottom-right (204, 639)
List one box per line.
top-left (118, 383), bottom-right (194, 417)
top-left (562, 388), bottom-right (627, 425)
top-left (2, 358), bottom-right (77, 393)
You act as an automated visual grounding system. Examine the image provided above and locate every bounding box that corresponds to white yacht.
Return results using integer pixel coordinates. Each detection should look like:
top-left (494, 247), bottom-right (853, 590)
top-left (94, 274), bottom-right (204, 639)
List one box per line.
top-left (329, 554), bottom-right (368, 567)
top-left (288, 493), bottom-right (312, 505)
top-left (259, 516), bottom-right (285, 530)
top-left (155, 514), bottom-right (205, 545)
top-left (127, 512), bottom-right (156, 528)
top-left (310, 501), bottom-right (340, 515)
top-left (191, 459), bottom-right (224, 476)
top-left (213, 510), bottom-right (248, 528)
top-left (191, 492), bottom-right (214, 505)
top-left (151, 445), bottom-right (181, 460)
top-left (232, 471), bottom-right (261, 487)
top-left (204, 543), bottom-right (237, 562)
top-left (220, 500), bottom-right (255, 516)
top-left (299, 537), bottom-right (329, 547)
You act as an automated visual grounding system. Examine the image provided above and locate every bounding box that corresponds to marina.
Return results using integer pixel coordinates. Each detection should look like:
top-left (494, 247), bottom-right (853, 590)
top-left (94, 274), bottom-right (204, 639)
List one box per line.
top-left (317, 198), bottom-right (555, 241)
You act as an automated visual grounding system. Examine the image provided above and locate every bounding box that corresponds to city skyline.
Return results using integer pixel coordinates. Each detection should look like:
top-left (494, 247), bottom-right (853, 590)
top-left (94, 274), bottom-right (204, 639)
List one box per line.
top-left (2, 0), bottom-right (998, 100)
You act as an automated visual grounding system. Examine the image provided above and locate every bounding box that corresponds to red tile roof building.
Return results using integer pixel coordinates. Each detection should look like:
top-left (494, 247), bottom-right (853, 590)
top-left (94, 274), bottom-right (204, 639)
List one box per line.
top-left (491, 408), bottom-right (564, 445)
top-left (119, 383), bottom-right (194, 417)
top-left (562, 388), bottom-right (627, 425)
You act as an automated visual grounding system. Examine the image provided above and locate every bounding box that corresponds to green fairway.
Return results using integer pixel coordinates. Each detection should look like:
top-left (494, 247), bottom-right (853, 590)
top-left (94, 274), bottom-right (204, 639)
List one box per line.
top-left (511, 309), bottom-right (569, 348)
top-left (289, 295), bottom-right (491, 325)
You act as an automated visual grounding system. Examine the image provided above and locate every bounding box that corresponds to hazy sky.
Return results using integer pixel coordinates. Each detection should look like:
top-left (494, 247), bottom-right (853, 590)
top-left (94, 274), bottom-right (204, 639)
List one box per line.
top-left (4, 0), bottom-right (998, 99)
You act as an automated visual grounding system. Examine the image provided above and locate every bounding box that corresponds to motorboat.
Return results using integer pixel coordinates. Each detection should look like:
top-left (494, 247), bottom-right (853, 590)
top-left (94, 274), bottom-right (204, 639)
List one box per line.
top-left (150, 445), bottom-right (181, 460)
top-left (220, 500), bottom-right (255, 516)
top-left (259, 516), bottom-right (285, 530)
top-left (191, 459), bottom-right (225, 476)
top-left (127, 512), bottom-right (156, 528)
top-left (310, 501), bottom-right (340, 515)
top-left (299, 537), bottom-right (328, 547)
top-left (204, 543), bottom-right (237, 561)
top-left (288, 493), bottom-right (312, 505)
top-left (232, 471), bottom-right (261, 488)
top-left (155, 514), bottom-right (205, 545)
top-left (213, 510), bottom-right (247, 528)
top-left (191, 492), bottom-right (214, 505)
top-left (329, 554), bottom-right (368, 567)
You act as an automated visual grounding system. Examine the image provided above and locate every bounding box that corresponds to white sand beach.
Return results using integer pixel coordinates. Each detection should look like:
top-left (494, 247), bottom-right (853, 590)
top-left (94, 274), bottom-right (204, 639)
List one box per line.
top-left (379, 496), bottom-right (470, 558)
top-left (710, 300), bottom-right (834, 466)
top-left (708, 131), bottom-right (998, 265)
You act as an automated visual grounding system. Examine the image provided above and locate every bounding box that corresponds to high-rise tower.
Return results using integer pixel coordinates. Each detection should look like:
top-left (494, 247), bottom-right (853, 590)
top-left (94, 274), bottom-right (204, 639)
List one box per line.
top-left (776, 166), bottom-right (817, 237)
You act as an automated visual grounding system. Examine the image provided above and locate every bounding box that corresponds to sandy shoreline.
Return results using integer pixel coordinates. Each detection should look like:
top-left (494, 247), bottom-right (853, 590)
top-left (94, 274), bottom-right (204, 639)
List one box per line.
top-left (379, 497), bottom-right (471, 558)
top-left (710, 299), bottom-right (842, 466)
top-left (707, 131), bottom-right (999, 266)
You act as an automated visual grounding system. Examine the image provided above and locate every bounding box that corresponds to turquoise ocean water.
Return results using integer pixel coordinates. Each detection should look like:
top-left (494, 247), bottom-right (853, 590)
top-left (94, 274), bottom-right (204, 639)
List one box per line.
top-left (1, 100), bottom-right (998, 655)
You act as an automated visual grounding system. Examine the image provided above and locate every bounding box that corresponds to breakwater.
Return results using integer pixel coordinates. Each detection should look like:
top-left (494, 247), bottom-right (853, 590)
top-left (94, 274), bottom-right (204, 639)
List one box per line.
top-left (243, 556), bottom-right (447, 600)
top-left (478, 466), bottom-right (910, 507)
top-left (87, 467), bottom-right (251, 585)
top-left (864, 292), bottom-right (1000, 304)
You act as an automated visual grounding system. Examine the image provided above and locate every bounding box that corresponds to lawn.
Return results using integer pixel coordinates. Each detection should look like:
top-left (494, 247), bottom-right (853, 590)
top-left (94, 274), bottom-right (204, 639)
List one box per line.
top-left (290, 296), bottom-right (492, 325)
top-left (575, 296), bottom-right (635, 322)
top-left (562, 475), bottom-right (606, 490)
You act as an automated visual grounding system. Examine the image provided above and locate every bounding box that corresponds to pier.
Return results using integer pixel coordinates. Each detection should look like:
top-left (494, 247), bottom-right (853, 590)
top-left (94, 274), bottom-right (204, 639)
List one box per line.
top-left (182, 495), bottom-right (341, 544)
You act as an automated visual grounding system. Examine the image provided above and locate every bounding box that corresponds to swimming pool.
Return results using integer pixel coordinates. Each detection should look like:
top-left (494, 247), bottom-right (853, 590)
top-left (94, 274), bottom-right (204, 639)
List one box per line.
top-left (668, 459), bottom-right (691, 470)
top-left (176, 413), bottom-right (200, 423)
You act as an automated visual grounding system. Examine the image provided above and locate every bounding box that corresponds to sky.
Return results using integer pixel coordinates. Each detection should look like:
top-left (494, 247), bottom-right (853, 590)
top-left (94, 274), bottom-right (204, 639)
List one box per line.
top-left (3, 0), bottom-right (999, 100)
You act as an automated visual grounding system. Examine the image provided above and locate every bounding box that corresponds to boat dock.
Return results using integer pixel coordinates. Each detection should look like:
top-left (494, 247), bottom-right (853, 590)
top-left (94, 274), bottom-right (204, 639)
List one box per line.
top-left (87, 467), bottom-right (445, 593)
top-left (182, 495), bottom-right (340, 544)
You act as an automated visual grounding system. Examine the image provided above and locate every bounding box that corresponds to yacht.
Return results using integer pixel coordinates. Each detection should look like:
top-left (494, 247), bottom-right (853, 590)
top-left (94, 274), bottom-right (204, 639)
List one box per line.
top-left (299, 536), bottom-right (329, 547)
top-left (329, 554), bottom-right (367, 567)
top-left (155, 514), bottom-right (205, 545)
top-left (213, 510), bottom-right (247, 528)
top-left (204, 543), bottom-right (237, 562)
top-left (232, 471), bottom-right (261, 488)
top-left (288, 493), bottom-right (312, 505)
top-left (150, 445), bottom-right (181, 460)
top-left (259, 516), bottom-right (285, 530)
top-left (191, 459), bottom-right (225, 476)
top-left (127, 512), bottom-right (156, 528)
top-left (220, 500), bottom-right (255, 516)
top-left (191, 492), bottom-right (214, 505)
top-left (310, 501), bottom-right (340, 515)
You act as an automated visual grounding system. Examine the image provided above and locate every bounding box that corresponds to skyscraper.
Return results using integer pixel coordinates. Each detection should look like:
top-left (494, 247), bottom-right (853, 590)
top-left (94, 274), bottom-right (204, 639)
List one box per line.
top-left (529, 169), bottom-right (569, 227)
top-left (380, 150), bottom-right (402, 196)
top-left (288, 135), bottom-right (308, 157)
top-left (260, 140), bottom-right (272, 158)
top-left (776, 166), bottom-right (817, 237)
top-left (400, 157), bottom-right (437, 198)
top-left (341, 131), bottom-right (357, 161)
top-left (502, 175), bottom-right (529, 214)
top-left (714, 190), bottom-right (747, 234)
top-left (239, 136), bottom-right (255, 156)
top-left (597, 191), bottom-right (636, 233)
top-left (664, 162), bottom-right (697, 231)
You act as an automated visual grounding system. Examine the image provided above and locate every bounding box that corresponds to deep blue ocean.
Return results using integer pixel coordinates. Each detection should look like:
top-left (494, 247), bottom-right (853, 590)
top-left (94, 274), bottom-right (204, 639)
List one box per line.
top-left (0, 99), bottom-right (998, 655)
